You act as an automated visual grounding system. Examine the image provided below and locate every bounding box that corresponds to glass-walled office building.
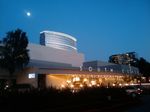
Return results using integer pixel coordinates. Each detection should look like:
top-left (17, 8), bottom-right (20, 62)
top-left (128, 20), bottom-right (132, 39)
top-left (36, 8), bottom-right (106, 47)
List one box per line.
top-left (109, 52), bottom-right (138, 66)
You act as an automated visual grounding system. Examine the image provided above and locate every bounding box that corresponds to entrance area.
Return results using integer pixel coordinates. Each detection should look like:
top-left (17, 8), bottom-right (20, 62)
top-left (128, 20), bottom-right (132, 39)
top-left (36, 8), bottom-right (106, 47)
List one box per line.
top-left (46, 74), bottom-right (138, 89)
top-left (38, 74), bottom-right (46, 89)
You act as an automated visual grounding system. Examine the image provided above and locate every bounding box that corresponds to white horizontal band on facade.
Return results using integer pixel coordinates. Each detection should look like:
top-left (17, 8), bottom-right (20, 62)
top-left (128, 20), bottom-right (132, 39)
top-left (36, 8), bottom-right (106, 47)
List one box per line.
top-left (46, 42), bottom-right (77, 50)
top-left (40, 31), bottom-right (77, 42)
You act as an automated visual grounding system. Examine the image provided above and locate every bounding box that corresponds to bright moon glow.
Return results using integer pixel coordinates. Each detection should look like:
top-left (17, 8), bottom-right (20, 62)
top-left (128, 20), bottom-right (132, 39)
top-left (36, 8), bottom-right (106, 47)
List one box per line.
top-left (26, 12), bottom-right (31, 17)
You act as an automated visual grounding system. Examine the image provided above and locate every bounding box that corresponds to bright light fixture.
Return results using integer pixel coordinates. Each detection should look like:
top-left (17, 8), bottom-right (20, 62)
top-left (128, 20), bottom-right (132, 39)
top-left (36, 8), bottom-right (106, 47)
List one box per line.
top-left (28, 73), bottom-right (35, 79)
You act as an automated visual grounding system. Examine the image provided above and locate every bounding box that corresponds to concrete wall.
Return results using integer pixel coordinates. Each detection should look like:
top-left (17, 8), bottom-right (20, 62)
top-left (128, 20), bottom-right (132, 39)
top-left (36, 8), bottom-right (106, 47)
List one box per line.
top-left (28, 43), bottom-right (84, 67)
top-left (16, 67), bottom-right (38, 88)
top-left (28, 59), bottom-right (72, 68)
top-left (83, 60), bottom-right (139, 75)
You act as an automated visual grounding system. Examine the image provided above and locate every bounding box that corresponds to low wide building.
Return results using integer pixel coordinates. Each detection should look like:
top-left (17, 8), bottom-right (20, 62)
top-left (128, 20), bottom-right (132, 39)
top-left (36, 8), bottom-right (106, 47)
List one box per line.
top-left (0, 31), bottom-right (140, 89)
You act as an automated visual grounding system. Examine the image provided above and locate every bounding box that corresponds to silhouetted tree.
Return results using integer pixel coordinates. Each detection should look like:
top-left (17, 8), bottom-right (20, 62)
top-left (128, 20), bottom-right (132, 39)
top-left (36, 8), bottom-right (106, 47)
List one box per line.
top-left (0, 29), bottom-right (29, 79)
top-left (138, 58), bottom-right (150, 77)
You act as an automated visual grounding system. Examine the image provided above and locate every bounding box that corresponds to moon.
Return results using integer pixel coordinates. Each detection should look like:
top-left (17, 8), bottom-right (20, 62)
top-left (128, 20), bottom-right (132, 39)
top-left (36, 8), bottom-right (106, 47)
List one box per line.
top-left (26, 12), bottom-right (31, 17)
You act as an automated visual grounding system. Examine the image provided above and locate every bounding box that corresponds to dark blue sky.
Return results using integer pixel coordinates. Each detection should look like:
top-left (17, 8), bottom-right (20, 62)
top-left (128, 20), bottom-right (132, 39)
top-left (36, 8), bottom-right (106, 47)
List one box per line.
top-left (0, 0), bottom-right (150, 62)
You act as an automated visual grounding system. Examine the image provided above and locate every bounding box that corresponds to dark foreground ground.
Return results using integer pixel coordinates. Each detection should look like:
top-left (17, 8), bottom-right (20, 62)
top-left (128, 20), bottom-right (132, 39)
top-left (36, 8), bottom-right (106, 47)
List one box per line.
top-left (125, 94), bottom-right (150, 112)
top-left (0, 87), bottom-right (149, 112)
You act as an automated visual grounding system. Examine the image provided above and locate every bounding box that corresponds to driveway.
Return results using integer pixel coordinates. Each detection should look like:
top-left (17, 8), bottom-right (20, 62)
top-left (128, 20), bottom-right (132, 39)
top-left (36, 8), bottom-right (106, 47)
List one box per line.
top-left (125, 95), bottom-right (150, 112)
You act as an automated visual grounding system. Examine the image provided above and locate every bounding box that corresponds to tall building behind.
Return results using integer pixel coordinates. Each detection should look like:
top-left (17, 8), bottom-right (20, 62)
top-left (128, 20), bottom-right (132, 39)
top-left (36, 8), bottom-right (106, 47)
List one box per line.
top-left (109, 52), bottom-right (138, 66)
top-left (40, 31), bottom-right (77, 52)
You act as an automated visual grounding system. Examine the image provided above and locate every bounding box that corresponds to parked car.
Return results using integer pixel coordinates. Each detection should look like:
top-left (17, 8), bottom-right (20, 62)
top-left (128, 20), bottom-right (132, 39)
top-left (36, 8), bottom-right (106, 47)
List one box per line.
top-left (124, 85), bottom-right (143, 98)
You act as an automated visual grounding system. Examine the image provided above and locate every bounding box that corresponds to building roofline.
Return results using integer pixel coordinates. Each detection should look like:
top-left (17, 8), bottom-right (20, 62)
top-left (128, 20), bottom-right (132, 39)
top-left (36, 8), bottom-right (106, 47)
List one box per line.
top-left (40, 30), bottom-right (77, 42)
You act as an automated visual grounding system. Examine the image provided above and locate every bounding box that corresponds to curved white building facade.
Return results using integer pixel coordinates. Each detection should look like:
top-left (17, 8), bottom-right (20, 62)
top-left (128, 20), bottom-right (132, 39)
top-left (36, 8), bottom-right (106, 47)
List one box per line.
top-left (40, 31), bottom-right (77, 52)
